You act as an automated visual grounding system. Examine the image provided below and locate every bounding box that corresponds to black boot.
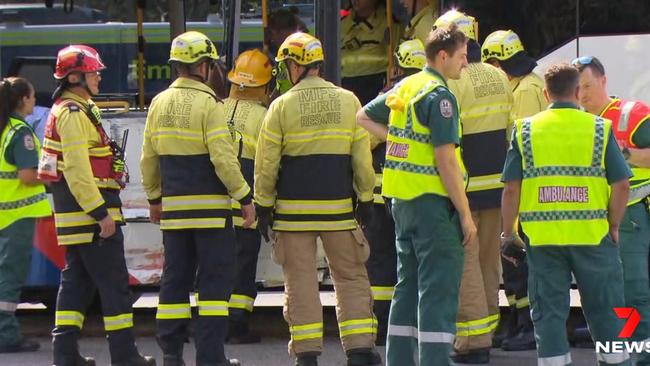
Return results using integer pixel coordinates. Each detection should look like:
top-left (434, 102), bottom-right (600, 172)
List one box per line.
top-left (295, 352), bottom-right (319, 366)
top-left (111, 354), bottom-right (156, 366)
top-left (162, 354), bottom-right (185, 366)
top-left (226, 316), bottom-right (261, 344)
top-left (493, 305), bottom-right (517, 348)
top-left (346, 348), bottom-right (382, 366)
top-left (52, 331), bottom-right (96, 366)
top-left (502, 306), bottom-right (536, 351)
top-left (215, 360), bottom-right (241, 366)
top-left (450, 348), bottom-right (490, 364)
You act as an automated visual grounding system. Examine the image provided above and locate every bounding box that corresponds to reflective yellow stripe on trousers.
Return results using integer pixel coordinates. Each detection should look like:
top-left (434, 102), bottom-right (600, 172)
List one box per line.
top-left (371, 286), bottom-right (394, 301)
top-left (55, 310), bottom-right (85, 329)
top-left (156, 303), bottom-right (191, 320)
top-left (339, 318), bottom-right (378, 337)
top-left (197, 300), bottom-right (229, 316)
top-left (290, 322), bottom-right (323, 341)
top-left (229, 294), bottom-right (255, 312)
top-left (104, 313), bottom-right (133, 331)
top-left (456, 313), bottom-right (500, 337)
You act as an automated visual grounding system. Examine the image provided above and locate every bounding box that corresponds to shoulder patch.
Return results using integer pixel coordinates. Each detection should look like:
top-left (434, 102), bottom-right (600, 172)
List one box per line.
top-left (439, 98), bottom-right (453, 118)
top-left (68, 104), bottom-right (80, 112)
top-left (23, 134), bottom-right (35, 150)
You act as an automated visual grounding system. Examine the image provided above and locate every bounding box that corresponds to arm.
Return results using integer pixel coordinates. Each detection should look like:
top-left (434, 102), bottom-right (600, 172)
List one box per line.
top-left (254, 101), bottom-right (283, 209)
top-left (356, 92), bottom-right (391, 141)
top-left (501, 180), bottom-right (522, 237)
top-left (17, 169), bottom-right (41, 186)
top-left (608, 179), bottom-right (630, 243)
top-left (140, 111), bottom-right (161, 203)
top-left (627, 148), bottom-right (650, 168)
top-left (351, 121), bottom-right (375, 203)
top-left (9, 128), bottom-right (45, 186)
top-left (356, 109), bottom-right (388, 141)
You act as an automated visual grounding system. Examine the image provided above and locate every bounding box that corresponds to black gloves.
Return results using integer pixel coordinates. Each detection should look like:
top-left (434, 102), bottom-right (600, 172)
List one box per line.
top-left (355, 201), bottom-right (374, 228)
top-left (256, 204), bottom-right (273, 242)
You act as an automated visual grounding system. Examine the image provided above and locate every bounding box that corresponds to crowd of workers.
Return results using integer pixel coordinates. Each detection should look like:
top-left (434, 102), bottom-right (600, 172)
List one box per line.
top-left (0, 1), bottom-right (648, 366)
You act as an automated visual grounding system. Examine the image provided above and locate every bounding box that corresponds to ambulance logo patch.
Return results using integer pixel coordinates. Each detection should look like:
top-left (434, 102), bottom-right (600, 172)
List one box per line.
top-left (23, 134), bottom-right (35, 150)
top-left (439, 98), bottom-right (453, 118)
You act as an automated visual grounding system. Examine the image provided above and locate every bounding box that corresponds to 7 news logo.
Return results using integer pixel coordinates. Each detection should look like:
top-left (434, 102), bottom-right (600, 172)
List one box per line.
top-left (595, 307), bottom-right (649, 354)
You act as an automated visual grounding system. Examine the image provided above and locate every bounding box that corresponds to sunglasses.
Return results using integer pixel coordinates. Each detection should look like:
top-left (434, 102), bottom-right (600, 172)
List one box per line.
top-left (571, 56), bottom-right (593, 66)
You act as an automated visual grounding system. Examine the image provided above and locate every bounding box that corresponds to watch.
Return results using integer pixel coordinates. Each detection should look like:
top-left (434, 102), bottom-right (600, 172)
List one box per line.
top-left (622, 147), bottom-right (631, 160)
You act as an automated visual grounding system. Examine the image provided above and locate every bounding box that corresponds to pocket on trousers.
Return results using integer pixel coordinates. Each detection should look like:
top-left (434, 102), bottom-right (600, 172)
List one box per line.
top-left (272, 233), bottom-right (285, 266)
top-left (351, 227), bottom-right (370, 263)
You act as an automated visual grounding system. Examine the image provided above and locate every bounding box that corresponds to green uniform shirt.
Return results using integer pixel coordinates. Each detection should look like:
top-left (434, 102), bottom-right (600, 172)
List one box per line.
top-left (3, 116), bottom-right (39, 170)
top-left (502, 103), bottom-right (633, 184)
top-left (363, 67), bottom-right (460, 147)
top-left (632, 119), bottom-right (650, 147)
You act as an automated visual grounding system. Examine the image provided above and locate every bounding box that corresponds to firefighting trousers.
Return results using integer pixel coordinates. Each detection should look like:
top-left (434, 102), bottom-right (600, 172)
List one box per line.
top-left (526, 235), bottom-right (631, 366)
top-left (619, 202), bottom-right (650, 365)
top-left (455, 208), bottom-right (502, 352)
top-left (229, 227), bottom-right (261, 322)
top-left (386, 194), bottom-right (464, 366)
top-left (156, 223), bottom-right (236, 365)
top-left (0, 218), bottom-right (35, 346)
top-left (52, 227), bottom-right (141, 364)
top-left (273, 230), bottom-right (376, 356)
top-left (363, 204), bottom-right (396, 335)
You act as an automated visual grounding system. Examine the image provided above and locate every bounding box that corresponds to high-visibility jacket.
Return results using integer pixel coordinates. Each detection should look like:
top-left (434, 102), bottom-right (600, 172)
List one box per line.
top-left (600, 98), bottom-right (650, 205)
top-left (224, 97), bottom-right (267, 228)
top-left (141, 77), bottom-right (251, 231)
top-left (403, 2), bottom-right (438, 45)
top-left (254, 76), bottom-right (375, 232)
top-left (41, 91), bottom-right (124, 245)
top-left (448, 62), bottom-right (513, 209)
top-left (509, 72), bottom-right (547, 138)
top-left (517, 108), bottom-right (611, 246)
top-left (341, 6), bottom-right (390, 78)
top-left (0, 117), bottom-right (51, 230)
top-left (382, 70), bottom-right (466, 200)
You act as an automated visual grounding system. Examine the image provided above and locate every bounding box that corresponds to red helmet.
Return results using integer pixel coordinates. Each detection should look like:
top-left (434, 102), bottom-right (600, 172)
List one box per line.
top-left (54, 45), bottom-right (106, 80)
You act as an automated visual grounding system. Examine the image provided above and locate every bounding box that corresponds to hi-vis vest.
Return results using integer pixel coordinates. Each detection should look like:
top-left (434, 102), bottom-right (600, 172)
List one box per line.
top-left (601, 98), bottom-right (650, 205)
top-left (517, 109), bottom-right (611, 246)
top-left (0, 117), bottom-right (51, 230)
top-left (341, 6), bottom-right (389, 78)
top-left (382, 70), bottom-right (466, 200)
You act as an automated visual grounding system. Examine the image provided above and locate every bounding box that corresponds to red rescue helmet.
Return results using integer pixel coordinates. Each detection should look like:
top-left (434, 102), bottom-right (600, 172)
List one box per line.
top-left (54, 45), bottom-right (106, 80)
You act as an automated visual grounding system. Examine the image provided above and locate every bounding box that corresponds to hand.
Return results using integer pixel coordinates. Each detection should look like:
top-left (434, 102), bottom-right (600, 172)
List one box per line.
top-left (500, 232), bottom-right (526, 267)
top-left (149, 203), bottom-right (162, 224)
top-left (256, 205), bottom-right (274, 242)
top-left (609, 226), bottom-right (620, 245)
top-left (460, 215), bottom-right (477, 246)
top-left (355, 201), bottom-right (374, 228)
top-left (98, 215), bottom-right (116, 238)
top-left (241, 203), bottom-right (256, 229)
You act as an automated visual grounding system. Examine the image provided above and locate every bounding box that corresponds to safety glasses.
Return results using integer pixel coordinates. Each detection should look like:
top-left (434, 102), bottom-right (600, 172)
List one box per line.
top-left (571, 56), bottom-right (593, 66)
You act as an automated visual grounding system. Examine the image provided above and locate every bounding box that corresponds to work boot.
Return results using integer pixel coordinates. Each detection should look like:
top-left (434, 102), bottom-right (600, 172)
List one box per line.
top-left (52, 355), bottom-right (96, 366)
top-left (111, 354), bottom-right (156, 366)
top-left (501, 328), bottom-right (536, 351)
top-left (162, 354), bottom-right (184, 366)
top-left (226, 318), bottom-right (261, 344)
top-left (493, 306), bottom-right (517, 348)
top-left (450, 348), bottom-right (490, 364)
top-left (53, 331), bottom-right (96, 366)
top-left (215, 359), bottom-right (241, 366)
top-left (346, 348), bottom-right (382, 366)
top-left (295, 352), bottom-right (319, 366)
top-left (0, 337), bottom-right (40, 353)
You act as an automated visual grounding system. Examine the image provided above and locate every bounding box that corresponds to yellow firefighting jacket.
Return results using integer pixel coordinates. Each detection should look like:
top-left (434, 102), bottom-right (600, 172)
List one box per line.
top-left (403, 2), bottom-right (438, 44)
top-left (341, 6), bottom-right (391, 78)
top-left (141, 77), bottom-right (251, 230)
top-left (254, 76), bottom-right (375, 231)
top-left (509, 72), bottom-right (547, 138)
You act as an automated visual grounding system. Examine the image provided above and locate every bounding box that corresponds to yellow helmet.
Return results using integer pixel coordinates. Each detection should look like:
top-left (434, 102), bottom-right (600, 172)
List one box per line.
top-left (434, 9), bottom-right (478, 41)
top-left (395, 39), bottom-right (426, 70)
top-left (228, 49), bottom-right (272, 87)
top-left (275, 32), bottom-right (324, 66)
top-left (481, 30), bottom-right (525, 62)
top-left (169, 31), bottom-right (219, 64)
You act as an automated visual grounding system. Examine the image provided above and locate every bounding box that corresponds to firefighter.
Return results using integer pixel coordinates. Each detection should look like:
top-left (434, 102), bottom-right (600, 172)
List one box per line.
top-left (356, 38), bottom-right (426, 347)
top-left (501, 63), bottom-right (632, 366)
top-left (0, 77), bottom-right (51, 353)
top-left (254, 32), bottom-right (381, 366)
top-left (340, 0), bottom-right (394, 105)
top-left (266, 7), bottom-right (309, 56)
top-left (481, 29), bottom-right (547, 351)
top-left (574, 55), bottom-right (650, 365)
top-left (42, 45), bottom-right (155, 366)
top-left (400, 0), bottom-right (439, 44)
top-left (140, 31), bottom-right (255, 366)
top-left (224, 49), bottom-right (273, 345)
top-left (358, 23), bottom-right (475, 365)
top-left (433, 10), bottom-right (513, 364)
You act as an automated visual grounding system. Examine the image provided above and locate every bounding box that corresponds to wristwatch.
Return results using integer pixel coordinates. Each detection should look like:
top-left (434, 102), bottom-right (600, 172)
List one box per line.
top-left (622, 147), bottom-right (631, 160)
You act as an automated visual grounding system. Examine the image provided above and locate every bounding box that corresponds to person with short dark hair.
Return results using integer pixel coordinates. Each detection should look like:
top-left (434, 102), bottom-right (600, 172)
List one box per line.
top-left (574, 55), bottom-right (650, 365)
top-left (357, 23), bottom-right (476, 366)
top-left (501, 62), bottom-right (633, 365)
top-left (266, 7), bottom-right (308, 55)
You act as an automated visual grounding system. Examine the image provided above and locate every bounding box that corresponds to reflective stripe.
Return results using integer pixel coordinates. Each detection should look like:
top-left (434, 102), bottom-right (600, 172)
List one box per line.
top-left (81, 196), bottom-right (105, 213)
top-left (284, 129), bottom-right (353, 144)
top-left (619, 101), bottom-right (636, 132)
top-left (151, 128), bottom-right (203, 142)
top-left (0, 192), bottom-right (48, 210)
top-left (197, 300), bottom-right (229, 316)
top-left (629, 183), bottom-right (650, 204)
top-left (88, 146), bottom-right (112, 157)
top-left (57, 232), bottom-right (95, 245)
top-left (229, 294), bottom-right (255, 312)
top-left (103, 313), bottom-right (133, 331)
top-left (339, 318), bottom-right (378, 337)
top-left (0, 301), bottom-right (17, 312)
top-left (160, 218), bottom-right (226, 230)
top-left (95, 178), bottom-right (122, 190)
top-left (388, 124), bottom-right (431, 144)
top-left (384, 160), bottom-right (439, 176)
top-left (467, 173), bottom-right (504, 192)
top-left (596, 351), bottom-right (630, 364)
top-left (232, 215), bottom-right (258, 229)
top-left (55, 208), bottom-right (122, 228)
top-left (275, 198), bottom-right (353, 215)
top-left (206, 127), bottom-right (231, 142)
top-left (523, 166), bottom-right (606, 179)
top-left (290, 322), bottom-right (323, 341)
top-left (373, 194), bottom-right (385, 204)
top-left (507, 295), bottom-right (516, 306)
top-left (519, 209), bottom-right (608, 222)
top-left (55, 311), bottom-right (85, 329)
top-left (262, 128), bottom-right (282, 144)
top-left (419, 331), bottom-right (455, 344)
top-left (230, 184), bottom-right (251, 202)
top-left (456, 313), bottom-right (500, 337)
top-left (516, 297), bottom-right (530, 309)
top-left (273, 219), bottom-right (357, 231)
top-left (387, 324), bottom-right (418, 338)
top-left (371, 286), bottom-right (394, 301)
top-left (156, 303), bottom-right (191, 320)
top-left (353, 128), bottom-right (368, 141)
top-left (0, 171), bottom-right (18, 179)
top-left (538, 352), bottom-right (572, 366)
top-left (162, 195), bottom-right (231, 211)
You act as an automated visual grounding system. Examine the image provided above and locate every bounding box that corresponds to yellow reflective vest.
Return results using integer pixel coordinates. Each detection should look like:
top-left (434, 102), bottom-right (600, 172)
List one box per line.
top-left (448, 62), bottom-right (513, 209)
top-left (0, 117), bottom-right (51, 230)
top-left (382, 70), bottom-right (466, 200)
top-left (517, 109), bottom-right (611, 246)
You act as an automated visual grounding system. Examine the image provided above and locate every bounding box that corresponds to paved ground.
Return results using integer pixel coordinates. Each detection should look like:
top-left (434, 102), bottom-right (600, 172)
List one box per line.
top-left (5, 306), bottom-right (609, 365)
